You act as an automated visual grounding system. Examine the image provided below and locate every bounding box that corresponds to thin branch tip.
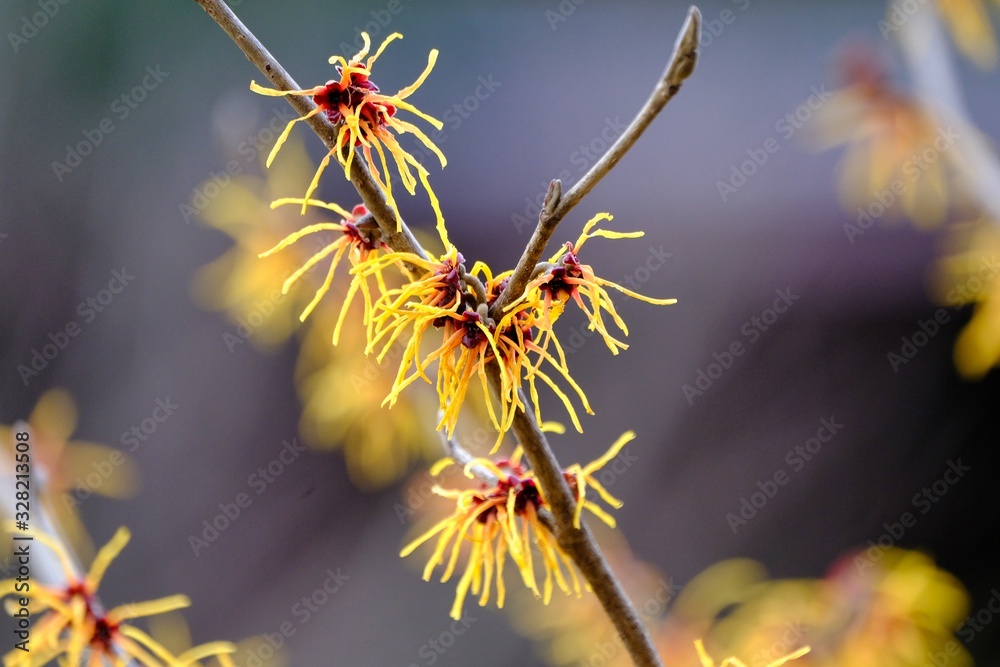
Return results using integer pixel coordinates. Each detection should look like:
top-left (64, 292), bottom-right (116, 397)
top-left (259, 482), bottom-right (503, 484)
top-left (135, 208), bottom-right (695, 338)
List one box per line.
top-left (667, 6), bottom-right (702, 85)
top-left (541, 179), bottom-right (563, 222)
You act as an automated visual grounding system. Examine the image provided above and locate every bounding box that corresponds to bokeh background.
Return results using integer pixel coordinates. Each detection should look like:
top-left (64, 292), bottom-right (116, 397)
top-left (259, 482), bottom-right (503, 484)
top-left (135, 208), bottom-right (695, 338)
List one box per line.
top-left (2, 0), bottom-right (999, 665)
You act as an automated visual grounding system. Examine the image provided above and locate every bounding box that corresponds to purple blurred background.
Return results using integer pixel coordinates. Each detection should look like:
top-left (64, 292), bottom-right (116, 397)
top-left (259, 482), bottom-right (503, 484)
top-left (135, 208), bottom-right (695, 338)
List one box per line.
top-left (2, 1), bottom-right (999, 665)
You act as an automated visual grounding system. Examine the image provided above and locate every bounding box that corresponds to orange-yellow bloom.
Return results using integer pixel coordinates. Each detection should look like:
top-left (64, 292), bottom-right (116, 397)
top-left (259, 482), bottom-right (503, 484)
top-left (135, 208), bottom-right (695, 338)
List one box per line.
top-left (515, 213), bottom-right (676, 355)
top-left (359, 213), bottom-right (670, 447)
top-left (0, 526), bottom-right (235, 666)
top-left (250, 32), bottom-right (447, 244)
top-left (258, 198), bottom-right (391, 344)
top-left (562, 430), bottom-right (633, 529)
top-left (400, 435), bottom-right (633, 619)
top-left (360, 248), bottom-right (592, 449)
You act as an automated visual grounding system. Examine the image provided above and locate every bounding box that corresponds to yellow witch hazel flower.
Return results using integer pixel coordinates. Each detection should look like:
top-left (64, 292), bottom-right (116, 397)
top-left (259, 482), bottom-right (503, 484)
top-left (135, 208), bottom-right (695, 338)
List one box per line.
top-left (192, 137), bottom-right (330, 351)
top-left (0, 526), bottom-right (236, 666)
top-left (295, 300), bottom-right (441, 489)
top-left (359, 246), bottom-right (592, 449)
top-left (258, 198), bottom-right (391, 345)
top-left (358, 213), bottom-right (672, 449)
top-left (250, 31), bottom-right (446, 242)
top-left (516, 213), bottom-right (677, 354)
top-left (399, 433), bottom-right (634, 620)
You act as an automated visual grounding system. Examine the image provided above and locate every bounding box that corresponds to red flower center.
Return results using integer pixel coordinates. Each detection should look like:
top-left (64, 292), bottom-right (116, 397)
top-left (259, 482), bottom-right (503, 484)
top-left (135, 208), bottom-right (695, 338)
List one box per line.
top-left (312, 68), bottom-right (397, 145)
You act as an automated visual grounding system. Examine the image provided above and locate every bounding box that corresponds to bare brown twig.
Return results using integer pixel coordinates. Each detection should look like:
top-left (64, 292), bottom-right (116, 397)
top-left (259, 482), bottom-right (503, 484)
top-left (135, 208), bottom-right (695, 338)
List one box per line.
top-left (191, 3), bottom-right (700, 665)
top-left (490, 6), bottom-right (701, 319)
top-left (486, 368), bottom-right (664, 667)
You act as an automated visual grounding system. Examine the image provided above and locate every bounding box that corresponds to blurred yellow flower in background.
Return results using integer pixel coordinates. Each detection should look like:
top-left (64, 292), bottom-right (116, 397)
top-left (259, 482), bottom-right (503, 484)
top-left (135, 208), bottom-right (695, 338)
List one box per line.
top-left (683, 549), bottom-right (969, 667)
top-left (193, 138), bottom-right (440, 489)
top-left (936, 0), bottom-right (1000, 68)
top-left (295, 302), bottom-right (440, 489)
top-left (933, 217), bottom-right (1000, 378)
top-left (506, 537), bottom-right (969, 667)
top-left (813, 44), bottom-right (968, 229)
top-left (192, 138), bottom-right (329, 351)
top-left (1, 389), bottom-right (139, 562)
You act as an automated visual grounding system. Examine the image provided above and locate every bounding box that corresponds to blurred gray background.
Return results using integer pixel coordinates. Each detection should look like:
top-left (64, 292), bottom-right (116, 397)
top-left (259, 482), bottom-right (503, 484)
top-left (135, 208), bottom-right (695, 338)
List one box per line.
top-left (2, 1), bottom-right (999, 665)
